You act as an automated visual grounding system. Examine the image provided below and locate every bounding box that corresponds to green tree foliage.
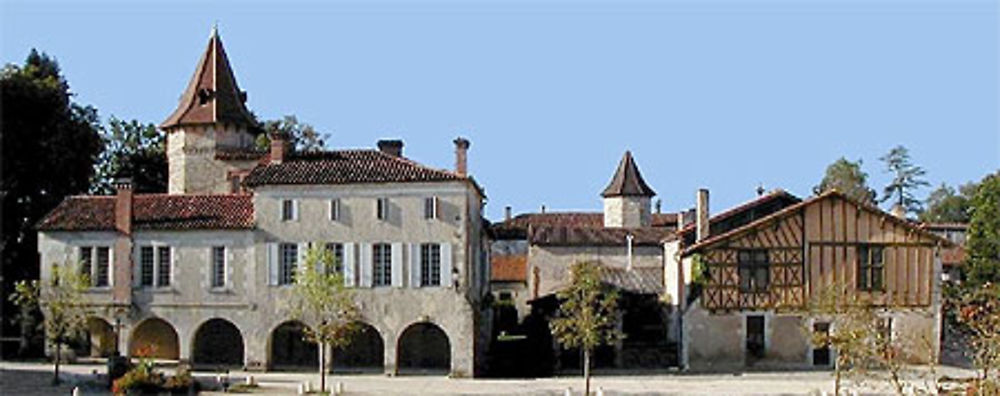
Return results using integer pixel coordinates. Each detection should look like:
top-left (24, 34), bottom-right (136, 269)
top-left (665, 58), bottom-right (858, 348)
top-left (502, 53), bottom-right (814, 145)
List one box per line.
top-left (814, 157), bottom-right (876, 204)
top-left (966, 172), bottom-right (1000, 286)
top-left (879, 145), bottom-right (930, 216)
top-left (91, 117), bottom-right (167, 194)
top-left (919, 182), bottom-right (977, 223)
top-left (9, 264), bottom-right (91, 385)
top-left (955, 282), bottom-right (1000, 393)
top-left (550, 261), bottom-right (622, 396)
top-left (1, 49), bottom-right (102, 343)
top-left (255, 115), bottom-right (328, 152)
top-left (285, 246), bottom-right (360, 393)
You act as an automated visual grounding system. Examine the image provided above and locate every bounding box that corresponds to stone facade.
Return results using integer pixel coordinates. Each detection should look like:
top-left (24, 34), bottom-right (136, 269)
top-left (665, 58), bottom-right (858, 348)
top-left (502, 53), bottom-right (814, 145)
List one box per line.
top-left (166, 124), bottom-right (258, 195)
top-left (602, 196), bottom-right (651, 228)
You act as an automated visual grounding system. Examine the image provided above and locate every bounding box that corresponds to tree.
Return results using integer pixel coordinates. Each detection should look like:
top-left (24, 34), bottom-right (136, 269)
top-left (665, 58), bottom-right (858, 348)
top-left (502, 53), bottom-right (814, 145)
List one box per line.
top-left (879, 145), bottom-right (930, 216)
top-left (814, 157), bottom-right (876, 204)
top-left (1, 49), bottom-right (102, 347)
top-left (919, 182), bottom-right (976, 223)
top-left (808, 284), bottom-right (879, 395)
top-left (255, 115), bottom-right (328, 152)
top-left (9, 263), bottom-right (91, 385)
top-left (285, 246), bottom-right (360, 393)
top-left (954, 282), bottom-right (1000, 393)
top-left (550, 261), bottom-right (622, 396)
top-left (966, 172), bottom-right (1000, 286)
top-left (91, 117), bottom-right (167, 194)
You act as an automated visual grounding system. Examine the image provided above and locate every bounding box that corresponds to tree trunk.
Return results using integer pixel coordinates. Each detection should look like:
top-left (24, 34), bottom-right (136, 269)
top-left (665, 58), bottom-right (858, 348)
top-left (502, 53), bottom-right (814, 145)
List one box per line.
top-left (583, 348), bottom-right (591, 396)
top-left (319, 341), bottom-right (326, 393)
top-left (53, 342), bottom-right (61, 385)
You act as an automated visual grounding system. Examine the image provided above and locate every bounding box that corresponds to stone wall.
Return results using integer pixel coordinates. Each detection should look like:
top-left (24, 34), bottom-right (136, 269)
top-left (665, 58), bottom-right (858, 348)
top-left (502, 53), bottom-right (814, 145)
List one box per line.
top-left (528, 244), bottom-right (662, 298)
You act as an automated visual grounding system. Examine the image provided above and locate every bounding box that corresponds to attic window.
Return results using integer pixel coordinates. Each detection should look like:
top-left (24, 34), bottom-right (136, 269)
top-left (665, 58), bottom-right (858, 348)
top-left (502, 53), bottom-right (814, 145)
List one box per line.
top-left (197, 88), bottom-right (214, 106)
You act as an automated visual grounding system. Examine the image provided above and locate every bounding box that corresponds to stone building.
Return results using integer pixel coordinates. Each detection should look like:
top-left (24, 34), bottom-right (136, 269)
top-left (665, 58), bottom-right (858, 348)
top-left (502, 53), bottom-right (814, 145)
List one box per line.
top-left (36, 29), bottom-right (490, 377)
top-left (488, 152), bottom-right (679, 373)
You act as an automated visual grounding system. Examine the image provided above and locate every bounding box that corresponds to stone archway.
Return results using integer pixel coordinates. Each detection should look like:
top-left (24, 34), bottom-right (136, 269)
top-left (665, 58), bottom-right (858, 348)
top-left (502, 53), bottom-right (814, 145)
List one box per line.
top-left (192, 318), bottom-right (245, 367)
top-left (130, 317), bottom-right (179, 360)
top-left (270, 321), bottom-right (317, 370)
top-left (74, 317), bottom-right (115, 358)
top-left (332, 322), bottom-right (384, 373)
top-left (397, 322), bottom-right (450, 373)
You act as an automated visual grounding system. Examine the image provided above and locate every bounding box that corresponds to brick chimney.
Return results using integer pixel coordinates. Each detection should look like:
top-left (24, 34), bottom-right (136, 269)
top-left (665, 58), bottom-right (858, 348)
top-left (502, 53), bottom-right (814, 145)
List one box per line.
top-left (112, 176), bottom-right (133, 304)
top-left (269, 131), bottom-right (290, 164)
top-left (696, 189), bottom-right (710, 243)
top-left (114, 177), bottom-right (133, 235)
top-left (377, 139), bottom-right (404, 157)
top-left (453, 137), bottom-right (470, 176)
top-left (504, 206), bottom-right (512, 222)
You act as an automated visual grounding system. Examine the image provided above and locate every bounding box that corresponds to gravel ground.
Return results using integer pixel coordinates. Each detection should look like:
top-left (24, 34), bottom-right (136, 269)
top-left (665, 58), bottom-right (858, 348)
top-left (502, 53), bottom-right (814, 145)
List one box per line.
top-left (0, 360), bottom-right (978, 395)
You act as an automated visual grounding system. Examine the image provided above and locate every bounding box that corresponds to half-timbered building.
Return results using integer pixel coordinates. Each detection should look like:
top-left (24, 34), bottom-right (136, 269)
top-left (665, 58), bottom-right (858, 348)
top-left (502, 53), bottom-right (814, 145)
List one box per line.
top-left (678, 191), bottom-right (952, 370)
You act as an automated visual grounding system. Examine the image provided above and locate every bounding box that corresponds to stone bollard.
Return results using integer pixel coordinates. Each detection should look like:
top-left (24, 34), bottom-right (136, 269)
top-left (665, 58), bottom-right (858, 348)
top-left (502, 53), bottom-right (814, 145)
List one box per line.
top-left (564, 387), bottom-right (572, 396)
top-left (297, 382), bottom-right (305, 395)
top-left (597, 386), bottom-right (605, 396)
top-left (72, 387), bottom-right (80, 396)
top-left (335, 381), bottom-right (344, 395)
top-left (246, 375), bottom-right (255, 386)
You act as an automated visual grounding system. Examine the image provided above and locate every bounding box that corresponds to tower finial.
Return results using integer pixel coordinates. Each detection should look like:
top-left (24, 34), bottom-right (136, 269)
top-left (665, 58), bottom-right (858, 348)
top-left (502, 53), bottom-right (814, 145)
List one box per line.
top-left (211, 21), bottom-right (219, 38)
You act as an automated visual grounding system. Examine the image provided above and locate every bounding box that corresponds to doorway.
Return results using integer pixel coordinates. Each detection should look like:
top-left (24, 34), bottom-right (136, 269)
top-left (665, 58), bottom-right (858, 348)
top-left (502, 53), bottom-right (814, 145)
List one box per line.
top-left (746, 315), bottom-right (765, 361)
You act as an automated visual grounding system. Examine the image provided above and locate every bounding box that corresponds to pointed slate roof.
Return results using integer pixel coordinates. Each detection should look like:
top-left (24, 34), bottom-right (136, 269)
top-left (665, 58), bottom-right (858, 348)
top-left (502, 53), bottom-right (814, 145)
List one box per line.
top-left (160, 27), bottom-right (257, 130)
top-left (601, 151), bottom-right (656, 197)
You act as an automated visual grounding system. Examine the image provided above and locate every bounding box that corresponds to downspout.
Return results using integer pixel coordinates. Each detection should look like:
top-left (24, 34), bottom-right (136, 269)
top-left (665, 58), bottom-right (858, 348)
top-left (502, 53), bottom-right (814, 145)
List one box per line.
top-left (626, 234), bottom-right (634, 272)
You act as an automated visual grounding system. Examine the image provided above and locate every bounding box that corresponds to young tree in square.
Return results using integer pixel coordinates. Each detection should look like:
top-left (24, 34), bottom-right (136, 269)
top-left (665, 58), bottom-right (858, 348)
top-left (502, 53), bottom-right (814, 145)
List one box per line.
top-left (285, 246), bottom-right (360, 393)
top-left (9, 263), bottom-right (91, 385)
top-left (550, 261), bottom-right (623, 396)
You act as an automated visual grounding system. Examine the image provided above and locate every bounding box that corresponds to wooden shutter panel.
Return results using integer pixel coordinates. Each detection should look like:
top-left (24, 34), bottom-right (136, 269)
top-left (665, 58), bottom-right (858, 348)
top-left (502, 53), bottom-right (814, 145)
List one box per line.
top-left (409, 243), bottom-right (421, 288)
top-left (359, 243), bottom-right (373, 287)
top-left (267, 243), bottom-right (279, 286)
top-left (391, 243), bottom-right (403, 287)
top-left (132, 247), bottom-right (141, 287)
top-left (293, 200), bottom-right (300, 221)
top-left (440, 243), bottom-right (452, 288)
top-left (343, 243), bottom-right (356, 287)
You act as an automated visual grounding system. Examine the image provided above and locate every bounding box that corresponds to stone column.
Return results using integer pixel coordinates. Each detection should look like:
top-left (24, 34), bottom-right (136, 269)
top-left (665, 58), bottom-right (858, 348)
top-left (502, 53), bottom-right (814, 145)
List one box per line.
top-left (383, 332), bottom-right (398, 376)
top-left (614, 311), bottom-right (624, 368)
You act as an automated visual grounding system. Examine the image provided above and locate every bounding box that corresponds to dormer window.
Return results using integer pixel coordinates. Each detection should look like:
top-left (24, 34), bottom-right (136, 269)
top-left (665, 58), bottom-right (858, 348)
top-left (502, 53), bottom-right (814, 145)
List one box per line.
top-left (197, 88), bottom-right (214, 106)
top-left (376, 198), bottom-right (389, 221)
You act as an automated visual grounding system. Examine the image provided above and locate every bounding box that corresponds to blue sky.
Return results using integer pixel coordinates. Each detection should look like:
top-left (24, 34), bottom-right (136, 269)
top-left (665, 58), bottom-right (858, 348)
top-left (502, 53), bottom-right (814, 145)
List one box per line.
top-left (3, 0), bottom-right (997, 221)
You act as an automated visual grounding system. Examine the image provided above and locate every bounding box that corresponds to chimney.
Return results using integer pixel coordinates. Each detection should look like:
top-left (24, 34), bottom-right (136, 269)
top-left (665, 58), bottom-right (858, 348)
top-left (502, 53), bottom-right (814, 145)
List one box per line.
top-left (453, 137), bottom-right (470, 176)
top-left (696, 189), bottom-right (710, 243)
top-left (112, 176), bottom-right (134, 305)
top-left (540, 205), bottom-right (546, 214)
top-left (504, 206), bottom-right (512, 222)
top-left (377, 139), bottom-right (404, 157)
top-left (114, 176), bottom-right (133, 235)
top-left (890, 203), bottom-right (906, 219)
top-left (269, 132), bottom-right (290, 164)
top-left (655, 199), bottom-right (662, 214)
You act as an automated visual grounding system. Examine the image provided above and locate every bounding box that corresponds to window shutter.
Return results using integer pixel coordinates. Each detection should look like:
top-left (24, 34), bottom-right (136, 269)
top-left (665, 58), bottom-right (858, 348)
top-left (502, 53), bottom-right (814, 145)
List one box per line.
top-left (132, 248), bottom-right (141, 287)
top-left (343, 243), bottom-right (356, 287)
top-left (440, 243), bottom-right (452, 288)
top-left (359, 243), bottom-right (373, 287)
top-left (267, 243), bottom-right (279, 286)
top-left (409, 243), bottom-right (421, 288)
top-left (391, 243), bottom-right (403, 287)
top-left (169, 247), bottom-right (176, 287)
top-left (298, 242), bottom-right (309, 277)
top-left (293, 200), bottom-right (300, 221)
top-left (107, 247), bottom-right (114, 287)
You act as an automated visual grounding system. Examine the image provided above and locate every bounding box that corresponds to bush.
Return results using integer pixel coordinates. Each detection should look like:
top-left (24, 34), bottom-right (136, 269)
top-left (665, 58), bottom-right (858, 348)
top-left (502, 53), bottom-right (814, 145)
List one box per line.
top-left (111, 359), bottom-right (197, 395)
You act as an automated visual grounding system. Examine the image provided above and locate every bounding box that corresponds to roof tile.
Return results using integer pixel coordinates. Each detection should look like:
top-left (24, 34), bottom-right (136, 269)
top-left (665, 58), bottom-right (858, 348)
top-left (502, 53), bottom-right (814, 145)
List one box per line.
top-left (38, 194), bottom-right (254, 231)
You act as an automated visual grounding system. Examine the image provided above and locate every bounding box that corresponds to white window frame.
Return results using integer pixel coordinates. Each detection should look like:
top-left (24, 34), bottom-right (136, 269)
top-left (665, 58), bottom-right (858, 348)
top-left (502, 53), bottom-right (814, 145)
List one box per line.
top-left (372, 243), bottom-right (392, 287)
top-left (424, 196), bottom-right (439, 220)
top-left (138, 244), bottom-right (172, 289)
top-left (278, 242), bottom-right (298, 286)
top-left (78, 245), bottom-right (112, 289)
top-left (281, 199), bottom-right (299, 222)
top-left (329, 199), bottom-right (341, 222)
top-left (210, 246), bottom-right (227, 289)
top-left (376, 198), bottom-right (389, 221)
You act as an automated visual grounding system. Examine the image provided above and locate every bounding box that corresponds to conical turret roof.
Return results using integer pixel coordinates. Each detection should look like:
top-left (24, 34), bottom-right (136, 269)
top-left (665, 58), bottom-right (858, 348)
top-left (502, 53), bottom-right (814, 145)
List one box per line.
top-left (160, 27), bottom-right (257, 130)
top-left (601, 151), bottom-right (656, 197)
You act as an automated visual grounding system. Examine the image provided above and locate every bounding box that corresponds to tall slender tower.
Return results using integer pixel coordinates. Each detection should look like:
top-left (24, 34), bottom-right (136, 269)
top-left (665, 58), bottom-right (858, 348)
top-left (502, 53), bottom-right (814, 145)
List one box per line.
top-left (161, 27), bottom-right (261, 194)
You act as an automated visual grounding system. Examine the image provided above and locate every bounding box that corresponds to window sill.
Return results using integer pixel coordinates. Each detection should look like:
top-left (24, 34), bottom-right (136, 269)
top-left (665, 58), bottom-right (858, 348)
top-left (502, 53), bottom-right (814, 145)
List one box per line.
top-left (208, 287), bottom-right (234, 294)
top-left (136, 286), bottom-right (177, 293)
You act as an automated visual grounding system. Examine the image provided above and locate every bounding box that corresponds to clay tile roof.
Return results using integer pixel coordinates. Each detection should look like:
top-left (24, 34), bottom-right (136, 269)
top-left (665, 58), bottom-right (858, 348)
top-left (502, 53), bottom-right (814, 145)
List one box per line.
top-left (492, 212), bottom-right (678, 239)
top-left (242, 149), bottom-right (466, 187)
top-left (215, 147), bottom-right (269, 161)
top-left (491, 254), bottom-right (527, 282)
top-left (161, 28), bottom-right (257, 130)
top-left (529, 225), bottom-right (675, 247)
top-left (37, 194), bottom-right (255, 231)
top-left (601, 151), bottom-right (656, 197)
top-left (601, 266), bottom-right (663, 295)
